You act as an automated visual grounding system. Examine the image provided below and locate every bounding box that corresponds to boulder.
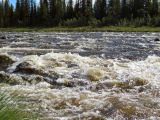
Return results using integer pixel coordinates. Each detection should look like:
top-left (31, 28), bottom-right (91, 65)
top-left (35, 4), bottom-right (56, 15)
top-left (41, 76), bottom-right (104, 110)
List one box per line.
top-left (0, 36), bottom-right (6, 39)
top-left (154, 38), bottom-right (160, 41)
top-left (0, 54), bottom-right (15, 71)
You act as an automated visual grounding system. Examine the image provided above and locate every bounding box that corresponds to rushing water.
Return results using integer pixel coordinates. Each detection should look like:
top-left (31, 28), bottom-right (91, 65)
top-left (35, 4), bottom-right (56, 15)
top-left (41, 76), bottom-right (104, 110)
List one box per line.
top-left (0, 32), bottom-right (160, 120)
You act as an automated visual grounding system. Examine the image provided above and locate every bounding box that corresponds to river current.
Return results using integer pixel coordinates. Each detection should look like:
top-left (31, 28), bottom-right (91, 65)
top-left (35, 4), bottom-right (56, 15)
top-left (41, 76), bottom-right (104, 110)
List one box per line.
top-left (0, 32), bottom-right (160, 120)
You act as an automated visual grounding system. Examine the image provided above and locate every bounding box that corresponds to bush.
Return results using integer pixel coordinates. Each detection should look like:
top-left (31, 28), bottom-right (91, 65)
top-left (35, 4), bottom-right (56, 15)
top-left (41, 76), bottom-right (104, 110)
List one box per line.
top-left (88, 18), bottom-right (101, 27)
top-left (63, 18), bottom-right (79, 27)
top-left (118, 18), bottom-right (131, 26)
top-left (101, 16), bottom-right (119, 26)
top-left (63, 17), bottom-right (88, 27)
top-left (153, 16), bottom-right (160, 27)
top-left (131, 18), bottom-right (146, 27)
top-left (146, 15), bottom-right (152, 26)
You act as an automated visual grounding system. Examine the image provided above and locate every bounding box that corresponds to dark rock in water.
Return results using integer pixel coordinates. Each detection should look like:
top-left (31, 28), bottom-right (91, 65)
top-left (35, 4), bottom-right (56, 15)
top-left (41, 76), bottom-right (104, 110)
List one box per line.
top-left (0, 72), bottom-right (21, 85)
top-left (14, 62), bottom-right (33, 74)
top-left (0, 54), bottom-right (14, 63)
top-left (0, 54), bottom-right (15, 71)
top-left (0, 36), bottom-right (6, 39)
top-left (14, 62), bottom-right (46, 75)
top-left (154, 38), bottom-right (160, 41)
top-left (15, 35), bottom-right (22, 38)
top-left (29, 38), bottom-right (33, 40)
top-left (68, 63), bottom-right (78, 68)
top-left (14, 61), bottom-right (59, 80)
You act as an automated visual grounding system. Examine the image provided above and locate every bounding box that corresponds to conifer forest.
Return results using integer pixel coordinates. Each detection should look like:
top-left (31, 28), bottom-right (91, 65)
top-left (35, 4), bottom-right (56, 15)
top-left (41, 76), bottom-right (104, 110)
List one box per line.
top-left (0, 0), bottom-right (160, 27)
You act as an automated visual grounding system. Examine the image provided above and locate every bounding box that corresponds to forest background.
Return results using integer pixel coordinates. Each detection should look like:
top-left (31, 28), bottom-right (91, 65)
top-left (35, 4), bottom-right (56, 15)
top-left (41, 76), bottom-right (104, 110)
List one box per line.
top-left (0, 0), bottom-right (160, 28)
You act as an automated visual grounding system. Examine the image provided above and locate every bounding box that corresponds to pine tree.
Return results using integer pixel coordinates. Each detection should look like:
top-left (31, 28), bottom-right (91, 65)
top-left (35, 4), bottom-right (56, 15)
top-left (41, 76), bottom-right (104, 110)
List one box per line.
top-left (108, 0), bottom-right (120, 17)
top-left (49, 0), bottom-right (56, 25)
top-left (144, 0), bottom-right (152, 17)
top-left (54, 0), bottom-right (63, 24)
top-left (86, 0), bottom-right (92, 18)
top-left (121, 0), bottom-right (127, 18)
top-left (4, 0), bottom-right (10, 27)
top-left (24, 0), bottom-right (29, 25)
top-left (15, 0), bottom-right (20, 25)
top-left (62, 0), bottom-right (66, 20)
top-left (33, 2), bottom-right (37, 25)
top-left (9, 4), bottom-right (14, 26)
top-left (74, 0), bottom-right (81, 18)
top-left (38, 0), bottom-right (49, 25)
top-left (115, 0), bottom-right (121, 17)
top-left (132, 0), bottom-right (145, 18)
top-left (0, 1), bottom-right (3, 27)
top-left (94, 0), bottom-right (101, 19)
top-left (30, 0), bottom-right (34, 25)
top-left (151, 0), bottom-right (159, 16)
top-left (20, 0), bottom-right (25, 25)
top-left (66, 0), bottom-right (74, 19)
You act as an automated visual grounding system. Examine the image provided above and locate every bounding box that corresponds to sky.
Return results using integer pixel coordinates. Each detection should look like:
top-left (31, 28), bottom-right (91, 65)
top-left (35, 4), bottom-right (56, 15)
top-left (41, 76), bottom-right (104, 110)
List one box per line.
top-left (10, 0), bottom-right (17, 5)
top-left (8, 0), bottom-right (96, 7)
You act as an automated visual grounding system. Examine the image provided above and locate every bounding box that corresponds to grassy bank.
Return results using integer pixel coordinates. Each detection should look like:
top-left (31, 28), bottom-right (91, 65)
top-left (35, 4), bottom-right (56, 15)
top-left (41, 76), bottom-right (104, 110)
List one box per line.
top-left (0, 26), bottom-right (160, 32)
top-left (0, 88), bottom-right (38, 120)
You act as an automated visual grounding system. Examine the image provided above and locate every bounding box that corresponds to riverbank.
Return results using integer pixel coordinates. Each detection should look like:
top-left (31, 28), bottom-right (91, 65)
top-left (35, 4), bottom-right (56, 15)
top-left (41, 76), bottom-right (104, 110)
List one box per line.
top-left (1, 26), bottom-right (160, 32)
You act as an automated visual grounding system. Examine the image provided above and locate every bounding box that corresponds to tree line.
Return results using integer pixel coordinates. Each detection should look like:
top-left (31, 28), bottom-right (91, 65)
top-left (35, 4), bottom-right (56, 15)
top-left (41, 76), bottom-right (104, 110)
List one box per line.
top-left (0, 0), bottom-right (160, 27)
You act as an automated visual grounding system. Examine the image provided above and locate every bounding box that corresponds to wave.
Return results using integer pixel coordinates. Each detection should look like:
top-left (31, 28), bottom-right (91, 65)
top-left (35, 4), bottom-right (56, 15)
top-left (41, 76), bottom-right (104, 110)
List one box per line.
top-left (1, 52), bottom-right (160, 119)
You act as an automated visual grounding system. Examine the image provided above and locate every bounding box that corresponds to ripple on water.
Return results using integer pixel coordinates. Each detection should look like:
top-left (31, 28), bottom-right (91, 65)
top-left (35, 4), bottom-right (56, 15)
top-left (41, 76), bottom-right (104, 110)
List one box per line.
top-left (1, 32), bottom-right (160, 119)
top-left (0, 52), bottom-right (160, 119)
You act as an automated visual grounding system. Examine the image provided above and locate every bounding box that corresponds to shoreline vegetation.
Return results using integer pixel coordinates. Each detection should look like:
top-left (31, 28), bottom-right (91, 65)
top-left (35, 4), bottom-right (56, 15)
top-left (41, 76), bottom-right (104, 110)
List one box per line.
top-left (0, 90), bottom-right (39, 120)
top-left (1, 27), bottom-right (160, 32)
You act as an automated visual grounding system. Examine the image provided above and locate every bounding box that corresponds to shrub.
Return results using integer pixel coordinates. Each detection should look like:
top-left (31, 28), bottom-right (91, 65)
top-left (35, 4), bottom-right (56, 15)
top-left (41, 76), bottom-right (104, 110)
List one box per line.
top-left (101, 16), bottom-right (119, 26)
top-left (63, 18), bottom-right (78, 27)
top-left (63, 17), bottom-right (88, 27)
top-left (153, 16), bottom-right (160, 27)
top-left (88, 18), bottom-right (101, 27)
top-left (118, 18), bottom-right (131, 27)
top-left (132, 18), bottom-right (146, 27)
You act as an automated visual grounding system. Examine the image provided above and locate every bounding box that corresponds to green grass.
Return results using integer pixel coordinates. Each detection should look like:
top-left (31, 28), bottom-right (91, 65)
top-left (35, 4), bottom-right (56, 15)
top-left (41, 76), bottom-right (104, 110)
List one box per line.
top-left (0, 26), bottom-right (160, 32)
top-left (0, 90), bottom-right (39, 120)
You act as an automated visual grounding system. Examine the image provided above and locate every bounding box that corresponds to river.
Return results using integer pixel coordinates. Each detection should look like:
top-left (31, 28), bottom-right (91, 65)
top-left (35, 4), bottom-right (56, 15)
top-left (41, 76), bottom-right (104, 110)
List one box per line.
top-left (0, 32), bottom-right (160, 120)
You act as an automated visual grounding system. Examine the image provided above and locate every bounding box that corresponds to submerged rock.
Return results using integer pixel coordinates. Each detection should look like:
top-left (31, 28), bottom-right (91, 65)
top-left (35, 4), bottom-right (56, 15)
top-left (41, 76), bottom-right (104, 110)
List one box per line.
top-left (0, 71), bottom-right (24, 85)
top-left (0, 36), bottom-right (6, 39)
top-left (154, 38), bottom-right (160, 41)
top-left (14, 61), bottom-right (59, 79)
top-left (14, 62), bottom-right (39, 74)
top-left (0, 54), bottom-right (15, 71)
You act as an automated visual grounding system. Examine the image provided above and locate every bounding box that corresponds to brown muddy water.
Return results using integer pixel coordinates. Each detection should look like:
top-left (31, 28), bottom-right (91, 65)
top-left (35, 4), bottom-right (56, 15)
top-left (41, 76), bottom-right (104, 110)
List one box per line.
top-left (0, 32), bottom-right (160, 120)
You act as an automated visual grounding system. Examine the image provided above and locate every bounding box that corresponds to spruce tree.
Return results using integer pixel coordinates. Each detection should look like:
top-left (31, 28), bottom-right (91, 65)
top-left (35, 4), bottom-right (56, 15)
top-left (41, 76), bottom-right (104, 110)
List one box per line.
top-left (151, 0), bottom-right (159, 16)
top-left (49, 0), bottom-right (56, 24)
top-left (15, 0), bottom-right (20, 25)
top-left (86, 0), bottom-right (92, 18)
top-left (4, 0), bottom-right (10, 27)
top-left (94, 0), bottom-right (101, 19)
top-left (30, 0), bottom-right (34, 25)
top-left (0, 1), bottom-right (3, 27)
top-left (121, 0), bottom-right (127, 18)
top-left (24, 0), bottom-right (29, 25)
top-left (9, 4), bottom-right (14, 26)
top-left (74, 0), bottom-right (81, 18)
top-left (66, 0), bottom-right (74, 19)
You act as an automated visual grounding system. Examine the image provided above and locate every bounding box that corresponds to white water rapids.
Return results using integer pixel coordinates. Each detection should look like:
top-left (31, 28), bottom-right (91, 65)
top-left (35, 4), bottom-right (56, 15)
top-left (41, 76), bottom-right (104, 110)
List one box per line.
top-left (0, 32), bottom-right (160, 119)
